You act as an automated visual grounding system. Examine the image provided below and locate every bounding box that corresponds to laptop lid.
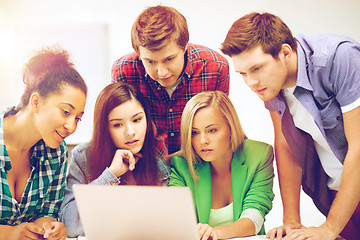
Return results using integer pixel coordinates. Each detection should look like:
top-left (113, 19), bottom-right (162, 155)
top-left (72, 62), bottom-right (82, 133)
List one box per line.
top-left (73, 184), bottom-right (199, 240)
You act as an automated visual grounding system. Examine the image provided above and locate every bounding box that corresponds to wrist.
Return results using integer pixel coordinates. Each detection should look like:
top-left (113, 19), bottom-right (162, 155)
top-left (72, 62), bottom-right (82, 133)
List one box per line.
top-left (321, 221), bottom-right (341, 238)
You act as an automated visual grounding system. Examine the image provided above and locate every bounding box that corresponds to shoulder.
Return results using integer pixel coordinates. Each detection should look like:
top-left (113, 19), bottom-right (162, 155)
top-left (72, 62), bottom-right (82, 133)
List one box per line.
top-left (243, 139), bottom-right (273, 151)
top-left (296, 34), bottom-right (359, 64)
top-left (113, 52), bottom-right (140, 65)
top-left (188, 43), bottom-right (229, 65)
top-left (111, 52), bottom-right (145, 79)
top-left (170, 155), bottom-right (189, 168)
top-left (71, 143), bottom-right (90, 160)
top-left (237, 139), bottom-right (274, 164)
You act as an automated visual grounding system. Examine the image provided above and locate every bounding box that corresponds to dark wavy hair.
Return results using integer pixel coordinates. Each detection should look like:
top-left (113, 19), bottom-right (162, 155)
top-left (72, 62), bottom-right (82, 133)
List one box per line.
top-left (18, 46), bottom-right (87, 110)
top-left (88, 82), bottom-right (160, 185)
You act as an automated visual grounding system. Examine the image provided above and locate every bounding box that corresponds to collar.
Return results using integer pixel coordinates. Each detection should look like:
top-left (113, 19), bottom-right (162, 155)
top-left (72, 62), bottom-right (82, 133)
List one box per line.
top-left (294, 38), bottom-right (313, 91)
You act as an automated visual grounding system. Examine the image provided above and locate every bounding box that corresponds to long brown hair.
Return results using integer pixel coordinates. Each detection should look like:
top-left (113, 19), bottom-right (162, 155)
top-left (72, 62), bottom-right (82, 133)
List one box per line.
top-left (89, 82), bottom-right (159, 185)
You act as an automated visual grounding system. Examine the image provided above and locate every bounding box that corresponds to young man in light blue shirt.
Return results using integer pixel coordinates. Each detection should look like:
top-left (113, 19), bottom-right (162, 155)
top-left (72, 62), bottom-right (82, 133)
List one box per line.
top-left (221, 12), bottom-right (360, 240)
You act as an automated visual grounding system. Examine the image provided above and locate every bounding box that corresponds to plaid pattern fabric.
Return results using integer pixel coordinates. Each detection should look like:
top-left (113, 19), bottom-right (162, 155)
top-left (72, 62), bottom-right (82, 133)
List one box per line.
top-left (0, 108), bottom-right (68, 225)
top-left (112, 43), bottom-right (230, 153)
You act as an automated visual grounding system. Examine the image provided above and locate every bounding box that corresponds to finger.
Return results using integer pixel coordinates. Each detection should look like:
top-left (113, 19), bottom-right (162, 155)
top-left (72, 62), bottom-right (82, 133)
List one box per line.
top-left (266, 228), bottom-right (275, 239)
top-left (211, 231), bottom-right (218, 240)
top-left (202, 228), bottom-right (212, 240)
top-left (27, 223), bottom-right (45, 235)
top-left (42, 222), bottom-right (53, 238)
top-left (128, 154), bottom-right (136, 171)
top-left (276, 228), bottom-right (285, 240)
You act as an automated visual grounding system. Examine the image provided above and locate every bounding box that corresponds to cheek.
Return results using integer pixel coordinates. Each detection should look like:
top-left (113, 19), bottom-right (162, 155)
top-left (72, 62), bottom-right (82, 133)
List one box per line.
top-left (144, 64), bottom-right (156, 77)
top-left (191, 137), bottom-right (201, 153)
top-left (109, 128), bottom-right (123, 147)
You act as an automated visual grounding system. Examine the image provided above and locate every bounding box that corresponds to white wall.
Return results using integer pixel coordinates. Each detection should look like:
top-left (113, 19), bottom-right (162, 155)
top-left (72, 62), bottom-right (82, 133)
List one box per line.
top-left (1, 0), bottom-right (360, 232)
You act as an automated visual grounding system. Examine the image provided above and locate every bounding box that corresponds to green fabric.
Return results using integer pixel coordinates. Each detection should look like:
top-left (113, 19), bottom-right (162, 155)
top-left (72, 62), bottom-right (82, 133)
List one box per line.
top-left (169, 139), bottom-right (275, 235)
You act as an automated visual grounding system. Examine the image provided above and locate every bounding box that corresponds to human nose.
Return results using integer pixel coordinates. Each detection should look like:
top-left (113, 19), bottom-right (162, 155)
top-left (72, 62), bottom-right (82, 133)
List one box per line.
top-left (125, 123), bottom-right (135, 138)
top-left (243, 74), bottom-right (260, 89)
top-left (200, 133), bottom-right (209, 145)
top-left (64, 118), bottom-right (77, 135)
top-left (157, 63), bottom-right (168, 78)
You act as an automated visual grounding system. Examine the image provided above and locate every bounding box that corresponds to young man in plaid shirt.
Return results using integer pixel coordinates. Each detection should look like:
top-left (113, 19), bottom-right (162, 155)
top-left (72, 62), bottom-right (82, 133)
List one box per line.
top-left (111, 5), bottom-right (230, 154)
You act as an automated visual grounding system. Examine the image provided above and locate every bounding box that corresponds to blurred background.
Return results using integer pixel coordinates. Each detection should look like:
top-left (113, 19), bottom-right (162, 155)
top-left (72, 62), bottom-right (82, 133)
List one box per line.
top-left (1, 0), bottom-right (360, 231)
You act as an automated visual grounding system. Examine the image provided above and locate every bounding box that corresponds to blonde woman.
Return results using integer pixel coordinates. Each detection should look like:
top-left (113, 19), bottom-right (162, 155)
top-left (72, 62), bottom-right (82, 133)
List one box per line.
top-left (169, 91), bottom-right (274, 240)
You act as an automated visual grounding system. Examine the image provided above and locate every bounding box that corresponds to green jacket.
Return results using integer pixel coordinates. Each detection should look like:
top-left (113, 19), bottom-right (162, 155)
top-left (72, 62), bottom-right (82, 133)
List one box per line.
top-left (169, 139), bottom-right (275, 235)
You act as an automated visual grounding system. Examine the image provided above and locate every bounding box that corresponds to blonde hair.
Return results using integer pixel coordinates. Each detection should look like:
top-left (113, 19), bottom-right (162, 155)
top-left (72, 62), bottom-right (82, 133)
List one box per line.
top-left (174, 91), bottom-right (245, 180)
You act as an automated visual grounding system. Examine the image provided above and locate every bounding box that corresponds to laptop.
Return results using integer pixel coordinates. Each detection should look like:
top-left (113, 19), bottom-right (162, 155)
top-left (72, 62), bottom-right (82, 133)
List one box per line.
top-left (73, 184), bottom-right (199, 240)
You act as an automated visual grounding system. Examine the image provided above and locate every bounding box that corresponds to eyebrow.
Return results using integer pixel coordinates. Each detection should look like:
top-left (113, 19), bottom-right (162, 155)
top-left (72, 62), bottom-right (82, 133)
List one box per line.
top-left (108, 112), bottom-right (144, 122)
top-left (192, 124), bottom-right (219, 130)
top-left (143, 54), bottom-right (177, 62)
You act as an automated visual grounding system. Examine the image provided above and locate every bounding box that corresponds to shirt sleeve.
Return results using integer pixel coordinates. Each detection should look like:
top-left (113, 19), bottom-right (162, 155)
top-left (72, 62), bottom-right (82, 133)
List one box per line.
top-left (242, 144), bottom-right (275, 220)
top-left (239, 208), bottom-right (264, 234)
top-left (59, 145), bottom-right (88, 237)
top-left (168, 156), bottom-right (188, 187)
top-left (214, 56), bottom-right (230, 96)
top-left (330, 41), bottom-right (360, 110)
top-left (37, 142), bottom-right (68, 220)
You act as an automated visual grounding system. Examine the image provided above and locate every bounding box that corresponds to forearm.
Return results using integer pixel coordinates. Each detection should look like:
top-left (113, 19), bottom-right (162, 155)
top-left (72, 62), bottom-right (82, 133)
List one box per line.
top-left (215, 218), bottom-right (255, 239)
top-left (276, 149), bottom-right (302, 224)
top-left (270, 111), bottom-right (302, 224)
top-left (0, 225), bottom-right (13, 239)
top-left (324, 152), bottom-right (360, 235)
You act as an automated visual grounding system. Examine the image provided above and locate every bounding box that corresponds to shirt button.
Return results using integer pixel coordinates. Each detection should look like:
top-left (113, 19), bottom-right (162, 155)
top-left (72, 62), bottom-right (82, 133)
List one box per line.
top-left (170, 133), bottom-right (175, 137)
top-left (169, 108), bottom-right (173, 113)
top-left (278, 111), bottom-right (282, 114)
top-left (336, 116), bottom-right (341, 121)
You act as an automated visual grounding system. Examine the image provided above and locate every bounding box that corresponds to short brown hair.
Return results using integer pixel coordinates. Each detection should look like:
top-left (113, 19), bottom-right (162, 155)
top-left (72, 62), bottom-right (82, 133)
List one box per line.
top-left (221, 12), bottom-right (297, 58)
top-left (131, 5), bottom-right (189, 54)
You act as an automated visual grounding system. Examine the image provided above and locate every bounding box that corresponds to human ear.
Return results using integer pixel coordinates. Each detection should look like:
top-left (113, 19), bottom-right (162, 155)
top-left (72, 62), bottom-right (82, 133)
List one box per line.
top-left (280, 44), bottom-right (292, 58)
top-left (29, 92), bottom-right (41, 113)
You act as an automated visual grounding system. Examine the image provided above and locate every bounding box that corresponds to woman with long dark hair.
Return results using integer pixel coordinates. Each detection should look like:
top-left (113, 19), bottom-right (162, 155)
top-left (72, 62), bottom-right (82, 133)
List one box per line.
top-left (59, 82), bottom-right (169, 238)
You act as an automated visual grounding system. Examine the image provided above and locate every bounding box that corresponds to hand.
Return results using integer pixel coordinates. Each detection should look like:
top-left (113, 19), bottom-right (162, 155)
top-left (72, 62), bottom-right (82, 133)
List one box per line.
top-left (9, 222), bottom-right (44, 240)
top-left (108, 149), bottom-right (137, 177)
top-left (42, 221), bottom-right (67, 240)
top-left (197, 223), bottom-right (218, 240)
top-left (284, 223), bottom-right (339, 240)
top-left (266, 221), bottom-right (304, 240)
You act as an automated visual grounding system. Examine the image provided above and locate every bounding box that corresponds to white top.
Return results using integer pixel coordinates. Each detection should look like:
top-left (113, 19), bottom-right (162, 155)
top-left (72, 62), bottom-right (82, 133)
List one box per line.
top-left (283, 87), bottom-right (343, 190)
top-left (208, 203), bottom-right (263, 234)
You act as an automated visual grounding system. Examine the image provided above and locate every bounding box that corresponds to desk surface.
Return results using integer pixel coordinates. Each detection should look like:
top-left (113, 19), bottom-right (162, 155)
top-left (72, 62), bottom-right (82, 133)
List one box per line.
top-left (67, 235), bottom-right (268, 240)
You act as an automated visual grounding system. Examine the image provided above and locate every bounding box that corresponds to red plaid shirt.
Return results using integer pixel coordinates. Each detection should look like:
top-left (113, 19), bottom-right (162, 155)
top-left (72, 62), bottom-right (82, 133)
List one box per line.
top-left (111, 43), bottom-right (229, 154)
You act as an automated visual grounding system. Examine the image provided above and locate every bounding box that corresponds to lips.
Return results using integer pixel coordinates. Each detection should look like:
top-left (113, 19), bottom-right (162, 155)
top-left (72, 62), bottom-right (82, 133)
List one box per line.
top-left (126, 139), bottom-right (139, 146)
top-left (201, 148), bottom-right (213, 154)
top-left (254, 88), bottom-right (266, 94)
top-left (158, 76), bottom-right (172, 82)
top-left (56, 130), bottom-right (66, 139)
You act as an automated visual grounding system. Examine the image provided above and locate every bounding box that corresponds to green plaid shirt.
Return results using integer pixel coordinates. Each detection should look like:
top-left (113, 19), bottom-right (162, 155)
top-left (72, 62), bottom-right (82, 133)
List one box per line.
top-left (0, 108), bottom-right (68, 225)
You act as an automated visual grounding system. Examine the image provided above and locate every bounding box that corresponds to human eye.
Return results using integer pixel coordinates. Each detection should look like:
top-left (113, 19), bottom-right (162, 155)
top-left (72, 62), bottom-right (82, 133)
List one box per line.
top-left (252, 66), bottom-right (261, 72)
top-left (75, 117), bottom-right (82, 123)
top-left (133, 117), bottom-right (142, 123)
top-left (209, 128), bottom-right (217, 133)
top-left (62, 109), bottom-right (70, 116)
top-left (165, 57), bottom-right (174, 62)
top-left (191, 130), bottom-right (199, 136)
top-left (112, 123), bottom-right (122, 128)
